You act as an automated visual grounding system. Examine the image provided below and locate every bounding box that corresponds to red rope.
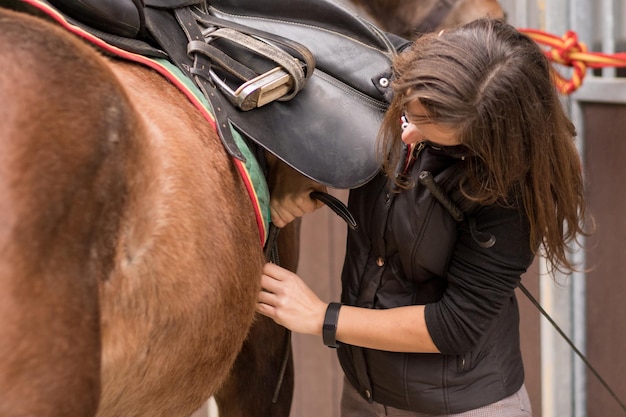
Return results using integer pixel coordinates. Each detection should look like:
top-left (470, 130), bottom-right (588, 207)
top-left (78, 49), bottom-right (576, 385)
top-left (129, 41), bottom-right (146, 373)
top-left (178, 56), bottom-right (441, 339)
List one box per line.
top-left (519, 28), bottom-right (626, 94)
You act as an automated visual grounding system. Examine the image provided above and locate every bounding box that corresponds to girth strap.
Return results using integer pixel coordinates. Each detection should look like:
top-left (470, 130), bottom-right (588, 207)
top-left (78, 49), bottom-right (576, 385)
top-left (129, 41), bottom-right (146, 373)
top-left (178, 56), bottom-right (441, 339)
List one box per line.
top-left (311, 191), bottom-right (357, 230)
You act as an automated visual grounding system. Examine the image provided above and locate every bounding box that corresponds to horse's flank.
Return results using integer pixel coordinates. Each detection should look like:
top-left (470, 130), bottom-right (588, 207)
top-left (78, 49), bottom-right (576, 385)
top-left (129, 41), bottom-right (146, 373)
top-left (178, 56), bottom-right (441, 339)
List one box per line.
top-left (0, 7), bottom-right (263, 417)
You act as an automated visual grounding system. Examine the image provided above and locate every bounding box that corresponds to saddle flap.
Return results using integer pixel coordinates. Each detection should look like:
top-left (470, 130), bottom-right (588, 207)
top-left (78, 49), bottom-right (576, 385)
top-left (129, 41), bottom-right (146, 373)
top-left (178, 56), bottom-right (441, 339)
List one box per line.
top-left (205, 0), bottom-right (397, 187)
top-left (227, 72), bottom-right (386, 188)
top-left (208, 0), bottom-right (397, 100)
top-left (207, 0), bottom-right (396, 50)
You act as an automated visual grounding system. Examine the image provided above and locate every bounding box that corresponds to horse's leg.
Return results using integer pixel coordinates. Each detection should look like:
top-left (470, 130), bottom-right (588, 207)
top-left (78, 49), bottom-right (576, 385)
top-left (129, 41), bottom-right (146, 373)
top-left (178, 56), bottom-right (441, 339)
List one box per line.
top-left (215, 219), bottom-right (301, 417)
top-left (0, 8), bottom-right (131, 415)
top-left (215, 317), bottom-right (294, 417)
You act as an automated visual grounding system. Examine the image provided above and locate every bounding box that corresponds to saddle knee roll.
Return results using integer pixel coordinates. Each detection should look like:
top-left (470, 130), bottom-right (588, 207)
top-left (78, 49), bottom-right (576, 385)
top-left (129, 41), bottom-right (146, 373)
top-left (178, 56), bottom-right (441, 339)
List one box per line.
top-left (48, 0), bottom-right (145, 38)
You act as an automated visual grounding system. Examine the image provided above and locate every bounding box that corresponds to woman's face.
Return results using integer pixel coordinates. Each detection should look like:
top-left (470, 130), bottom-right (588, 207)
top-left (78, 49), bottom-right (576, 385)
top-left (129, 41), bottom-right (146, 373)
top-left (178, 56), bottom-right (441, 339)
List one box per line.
top-left (401, 100), bottom-right (461, 147)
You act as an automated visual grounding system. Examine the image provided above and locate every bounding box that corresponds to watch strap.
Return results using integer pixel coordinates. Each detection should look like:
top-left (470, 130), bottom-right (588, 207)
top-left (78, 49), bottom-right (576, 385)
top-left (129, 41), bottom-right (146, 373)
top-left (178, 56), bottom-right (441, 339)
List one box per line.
top-left (322, 302), bottom-right (342, 348)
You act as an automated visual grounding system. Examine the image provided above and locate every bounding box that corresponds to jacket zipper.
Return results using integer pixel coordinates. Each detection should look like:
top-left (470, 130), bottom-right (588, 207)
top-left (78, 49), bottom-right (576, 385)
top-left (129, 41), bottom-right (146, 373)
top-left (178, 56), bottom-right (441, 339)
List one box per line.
top-left (389, 141), bottom-right (427, 202)
top-left (458, 354), bottom-right (468, 373)
top-left (405, 141), bottom-right (426, 175)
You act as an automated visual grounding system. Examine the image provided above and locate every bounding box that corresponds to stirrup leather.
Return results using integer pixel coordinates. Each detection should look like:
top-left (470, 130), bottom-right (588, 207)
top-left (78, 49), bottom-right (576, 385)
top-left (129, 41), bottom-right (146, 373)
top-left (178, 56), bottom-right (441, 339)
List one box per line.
top-left (185, 10), bottom-right (315, 110)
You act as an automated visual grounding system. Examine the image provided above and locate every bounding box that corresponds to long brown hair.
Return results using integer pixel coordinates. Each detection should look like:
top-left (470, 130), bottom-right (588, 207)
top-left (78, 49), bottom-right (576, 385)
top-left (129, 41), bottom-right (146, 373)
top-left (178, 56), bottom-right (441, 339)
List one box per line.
top-left (379, 18), bottom-right (590, 273)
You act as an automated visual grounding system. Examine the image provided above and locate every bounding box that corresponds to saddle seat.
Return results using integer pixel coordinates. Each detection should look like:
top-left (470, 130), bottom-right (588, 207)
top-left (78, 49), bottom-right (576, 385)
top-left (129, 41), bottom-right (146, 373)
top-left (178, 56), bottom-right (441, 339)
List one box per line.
top-left (48, 0), bottom-right (145, 38)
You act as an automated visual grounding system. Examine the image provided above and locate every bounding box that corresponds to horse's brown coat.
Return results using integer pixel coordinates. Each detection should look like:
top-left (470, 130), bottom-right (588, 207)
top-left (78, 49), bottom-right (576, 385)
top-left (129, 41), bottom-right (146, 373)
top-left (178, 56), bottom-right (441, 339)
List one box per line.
top-left (348, 0), bottom-right (504, 39)
top-left (215, 220), bottom-right (300, 417)
top-left (0, 6), bottom-right (264, 416)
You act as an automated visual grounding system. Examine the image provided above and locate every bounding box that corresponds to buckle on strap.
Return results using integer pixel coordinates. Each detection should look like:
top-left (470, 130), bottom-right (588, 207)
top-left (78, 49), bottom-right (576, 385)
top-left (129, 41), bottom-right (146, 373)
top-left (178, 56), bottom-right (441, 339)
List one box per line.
top-left (209, 67), bottom-right (293, 111)
top-left (185, 19), bottom-right (314, 111)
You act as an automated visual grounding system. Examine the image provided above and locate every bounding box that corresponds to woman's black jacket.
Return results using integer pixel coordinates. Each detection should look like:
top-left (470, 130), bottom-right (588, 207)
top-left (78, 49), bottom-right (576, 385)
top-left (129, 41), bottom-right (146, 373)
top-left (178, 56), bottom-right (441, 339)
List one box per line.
top-left (337, 142), bottom-right (535, 414)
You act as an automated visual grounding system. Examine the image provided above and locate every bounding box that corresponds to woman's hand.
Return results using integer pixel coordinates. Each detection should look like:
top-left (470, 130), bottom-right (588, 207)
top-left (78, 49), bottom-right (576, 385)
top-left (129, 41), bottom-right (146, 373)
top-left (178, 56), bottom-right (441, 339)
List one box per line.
top-left (256, 262), bottom-right (327, 335)
top-left (266, 152), bottom-right (327, 228)
top-left (256, 263), bottom-right (440, 352)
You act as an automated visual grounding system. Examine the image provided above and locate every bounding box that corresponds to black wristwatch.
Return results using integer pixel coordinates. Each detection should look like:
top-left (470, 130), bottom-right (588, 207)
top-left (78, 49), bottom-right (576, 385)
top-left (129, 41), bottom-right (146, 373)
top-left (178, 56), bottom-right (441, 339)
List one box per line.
top-left (322, 302), bottom-right (342, 348)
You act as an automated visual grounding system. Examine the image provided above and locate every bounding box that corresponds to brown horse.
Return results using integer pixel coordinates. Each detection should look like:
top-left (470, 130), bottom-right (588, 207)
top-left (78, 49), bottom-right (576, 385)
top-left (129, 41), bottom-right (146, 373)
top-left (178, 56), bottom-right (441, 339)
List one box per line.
top-left (0, 3), bottom-right (299, 416)
top-left (0, 1), bottom-right (507, 416)
top-left (346, 0), bottom-right (504, 39)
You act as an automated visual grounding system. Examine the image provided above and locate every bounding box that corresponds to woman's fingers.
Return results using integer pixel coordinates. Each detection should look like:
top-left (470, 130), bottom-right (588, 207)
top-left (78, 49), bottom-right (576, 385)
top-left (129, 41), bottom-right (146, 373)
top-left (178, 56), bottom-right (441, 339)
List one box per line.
top-left (270, 194), bottom-right (312, 227)
top-left (256, 262), bottom-right (326, 335)
top-left (269, 205), bottom-right (299, 228)
top-left (262, 262), bottom-right (292, 281)
top-left (257, 264), bottom-right (291, 313)
top-left (256, 301), bottom-right (273, 317)
top-left (257, 286), bottom-right (277, 305)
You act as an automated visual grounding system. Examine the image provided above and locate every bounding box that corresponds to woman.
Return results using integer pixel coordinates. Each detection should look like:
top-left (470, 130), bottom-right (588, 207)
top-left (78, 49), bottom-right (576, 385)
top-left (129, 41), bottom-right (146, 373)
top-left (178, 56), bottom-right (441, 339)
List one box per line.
top-left (258, 18), bottom-right (589, 416)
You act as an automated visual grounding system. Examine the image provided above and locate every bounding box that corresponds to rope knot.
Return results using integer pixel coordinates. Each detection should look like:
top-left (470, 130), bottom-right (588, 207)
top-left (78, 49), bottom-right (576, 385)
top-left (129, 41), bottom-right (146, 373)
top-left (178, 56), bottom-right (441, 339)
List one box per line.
top-left (542, 30), bottom-right (588, 94)
top-left (549, 30), bottom-right (588, 65)
top-left (520, 27), bottom-right (626, 95)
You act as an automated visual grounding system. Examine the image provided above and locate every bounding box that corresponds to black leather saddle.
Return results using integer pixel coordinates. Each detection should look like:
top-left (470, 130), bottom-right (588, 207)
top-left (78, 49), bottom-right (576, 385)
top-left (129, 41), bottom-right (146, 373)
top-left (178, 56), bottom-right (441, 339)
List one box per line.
top-left (203, 0), bottom-right (403, 188)
top-left (28, 0), bottom-right (410, 188)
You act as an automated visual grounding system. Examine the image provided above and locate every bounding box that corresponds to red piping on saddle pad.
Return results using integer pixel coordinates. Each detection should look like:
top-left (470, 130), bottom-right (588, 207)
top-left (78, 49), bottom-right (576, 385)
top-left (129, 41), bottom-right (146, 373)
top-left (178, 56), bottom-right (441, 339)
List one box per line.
top-left (21, 0), bottom-right (267, 245)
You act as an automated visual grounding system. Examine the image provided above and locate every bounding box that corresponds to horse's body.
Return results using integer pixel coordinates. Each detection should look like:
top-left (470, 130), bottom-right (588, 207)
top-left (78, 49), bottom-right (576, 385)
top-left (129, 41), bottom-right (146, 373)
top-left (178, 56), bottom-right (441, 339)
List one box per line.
top-left (0, 6), bottom-right (280, 416)
top-left (347, 0), bottom-right (504, 39)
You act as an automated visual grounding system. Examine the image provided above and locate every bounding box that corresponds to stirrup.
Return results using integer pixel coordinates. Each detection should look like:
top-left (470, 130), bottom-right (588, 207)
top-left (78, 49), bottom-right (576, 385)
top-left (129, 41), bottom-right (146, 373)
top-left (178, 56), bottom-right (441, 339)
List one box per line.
top-left (182, 9), bottom-right (315, 111)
